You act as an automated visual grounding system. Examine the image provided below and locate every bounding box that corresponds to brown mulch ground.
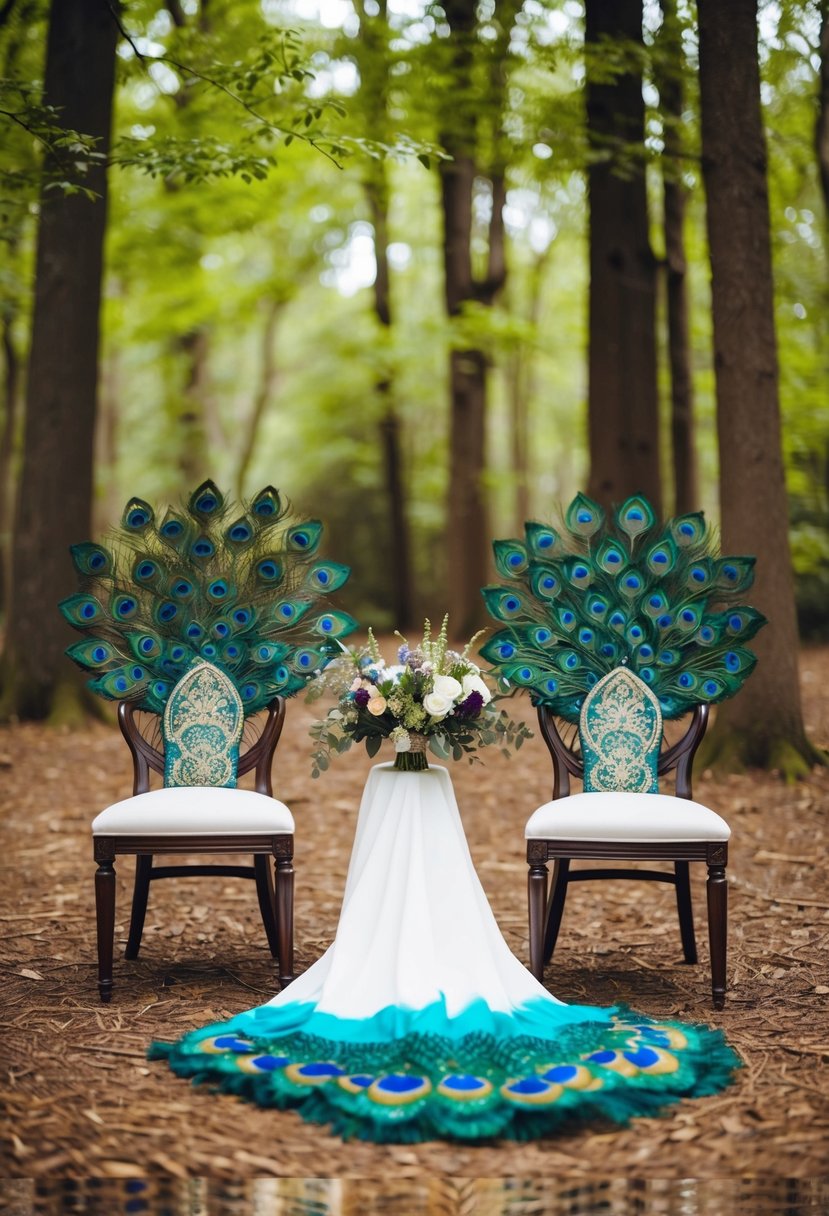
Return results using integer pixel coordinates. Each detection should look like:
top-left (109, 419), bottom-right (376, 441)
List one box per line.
top-left (1, 647), bottom-right (828, 1197)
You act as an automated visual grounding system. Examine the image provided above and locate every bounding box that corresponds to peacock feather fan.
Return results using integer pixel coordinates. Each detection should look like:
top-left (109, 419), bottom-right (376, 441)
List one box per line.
top-left (481, 493), bottom-right (766, 722)
top-left (60, 480), bottom-right (358, 714)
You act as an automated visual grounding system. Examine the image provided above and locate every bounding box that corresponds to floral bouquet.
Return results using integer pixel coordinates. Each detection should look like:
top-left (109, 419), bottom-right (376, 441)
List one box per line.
top-left (309, 616), bottom-right (532, 775)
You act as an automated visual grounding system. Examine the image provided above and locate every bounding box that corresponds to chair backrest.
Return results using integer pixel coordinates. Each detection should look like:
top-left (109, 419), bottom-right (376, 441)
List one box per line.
top-left (578, 667), bottom-right (662, 794)
top-left (539, 697), bottom-right (709, 802)
top-left (161, 661), bottom-right (245, 788)
top-left (118, 696), bottom-right (286, 797)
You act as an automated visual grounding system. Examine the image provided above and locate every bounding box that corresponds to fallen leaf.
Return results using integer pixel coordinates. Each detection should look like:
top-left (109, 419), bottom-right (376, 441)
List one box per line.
top-left (19, 968), bottom-right (42, 981)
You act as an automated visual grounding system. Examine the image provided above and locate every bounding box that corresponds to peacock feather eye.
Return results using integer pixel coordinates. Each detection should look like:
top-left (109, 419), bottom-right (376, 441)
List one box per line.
top-left (638, 644), bottom-right (654, 660)
top-left (70, 542), bottom-right (113, 578)
top-left (159, 516), bottom-right (185, 540)
top-left (494, 539), bottom-right (529, 578)
top-left (250, 485), bottom-right (281, 517)
top-left (213, 621), bottom-right (230, 638)
top-left (186, 622), bottom-right (205, 640)
top-left (121, 497), bottom-right (154, 531)
top-left (113, 595), bottom-right (138, 620)
top-left (189, 480), bottom-right (224, 517)
top-left (191, 536), bottom-right (215, 560)
top-left (616, 495), bottom-right (655, 538)
top-left (225, 516), bottom-right (254, 547)
top-left (524, 521), bottom-right (560, 556)
top-left (287, 520), bottom-right (323, 553)
top-left (233, 607), bottom-right (253, 627)
top-left (565, 492), bottom-right (604, 537)
top-left (305, 561), bottom-right (350, 594)
top-left (207, 579), bottom-right (230, 601)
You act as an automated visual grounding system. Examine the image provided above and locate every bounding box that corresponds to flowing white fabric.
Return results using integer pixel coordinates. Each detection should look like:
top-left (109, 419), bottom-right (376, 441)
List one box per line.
top-left (265, 764), bottom-right (562, 1020)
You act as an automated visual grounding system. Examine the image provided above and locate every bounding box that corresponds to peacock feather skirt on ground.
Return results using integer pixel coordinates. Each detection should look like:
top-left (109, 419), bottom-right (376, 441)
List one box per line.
top-left (151, 765), bottom-right (738, 1143)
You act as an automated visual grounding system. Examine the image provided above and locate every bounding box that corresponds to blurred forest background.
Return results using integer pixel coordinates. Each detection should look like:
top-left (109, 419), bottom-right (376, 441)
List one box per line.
top-left (0, 0), bottom-right (826, 771)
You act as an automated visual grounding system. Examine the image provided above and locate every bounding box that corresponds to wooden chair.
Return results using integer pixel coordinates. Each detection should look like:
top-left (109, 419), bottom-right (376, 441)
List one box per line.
top-left (92, 697), bottom-right (294, 1002)
top-left (526, 687), bottom-right (731, 1008)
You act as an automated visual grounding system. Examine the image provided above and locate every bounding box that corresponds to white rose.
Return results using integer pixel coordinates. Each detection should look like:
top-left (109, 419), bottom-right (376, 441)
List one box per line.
top-left (423, 691), bottom-right (453, 718)
top-left (432, 674), bottom-right (463, 701)
top-left (462, 673), bottom-right (492, 704)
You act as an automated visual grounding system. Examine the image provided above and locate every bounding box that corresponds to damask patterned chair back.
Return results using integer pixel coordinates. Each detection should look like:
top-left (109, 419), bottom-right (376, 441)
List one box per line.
top-left (578, 666), bottom-right (662, 795)
top-left (162, 661), bottom-right (244, 789)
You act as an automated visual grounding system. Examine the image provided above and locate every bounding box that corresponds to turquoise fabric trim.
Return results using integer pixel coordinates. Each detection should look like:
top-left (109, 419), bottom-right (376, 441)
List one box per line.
top-left (162, 661), bottom-right (244, 788)
top-left (579, 667), bottom-right (662, 794)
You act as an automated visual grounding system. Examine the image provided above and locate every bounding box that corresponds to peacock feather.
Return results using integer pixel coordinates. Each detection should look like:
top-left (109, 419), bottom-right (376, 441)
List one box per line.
top-left (60, 480), bottom-right (358, 714)
top-left (481, 493), bottom-right (766, 722)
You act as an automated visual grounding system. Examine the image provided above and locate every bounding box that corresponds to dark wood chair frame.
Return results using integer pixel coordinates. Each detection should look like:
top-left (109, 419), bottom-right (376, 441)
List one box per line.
top-left (527, 702), bottom-right (730, 1009)
top-left (93, 697), bottom-right (294, 1002)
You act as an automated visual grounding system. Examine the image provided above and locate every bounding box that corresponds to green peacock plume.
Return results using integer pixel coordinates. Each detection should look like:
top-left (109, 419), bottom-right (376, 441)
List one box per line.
top-left (60, 480), bottom-right (358, 714)
top-left (480, 493), bottom-right (766, 722)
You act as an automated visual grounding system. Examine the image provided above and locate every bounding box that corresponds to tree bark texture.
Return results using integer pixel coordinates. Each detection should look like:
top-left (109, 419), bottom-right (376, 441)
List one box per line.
top-left (658, 0), bottom-right (698, 514)
top-left (585, 0), bottom-right (662, 516)
top-left (697, 0), bottom-right (816, 771)
top-left (2, 0), bottom-right (118, 719)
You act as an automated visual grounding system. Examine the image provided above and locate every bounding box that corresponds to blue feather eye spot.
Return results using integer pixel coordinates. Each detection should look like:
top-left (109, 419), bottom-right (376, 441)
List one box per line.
top-left (214, 622), bottom-right (229, 638)
top-left (115, 676), bottom-right (128, 692)
top-left (649, 595), bottom-right (662, 609)
top-left (127, 509), bottom-right (149, 528)
top-left (519, 667), bottom-right (533, 680)
top-left (651, 550), bottom-right (669, 565)
top-left (208, 580), bottom-right (228, 599)
top-left (187, 623), bottom-right (203, 639)
top-left (504, 596), bottom-right (520, 611)
top-left (660, 650), bottom-right (675, 664)
top-left (89, 552), bottom-right (106, 570)
top-left (585, 672), bottom-right (598, 686)
top-left (639, 644), bottom-right (654, 659)
top-left (658, 614), bottom-right (673, 628)
top-left (226, 645), bottom-right (239, 658)
top-left (679, 673), bottom-right (694, 688)
top-left (201, 644), bottom-right (218, 659)
top-left (293, 532), bottom-right (309, 548)
top-left (725, 652), bottom-right (740, 672)
top-left (117, 598), bottom-right (136, 617)
top-left (542, 576), bottom-right (557, 591)
top-left (276, 665), bottom-right (289, 681)
top-left (729, 614), bottom-right (743, 631)
top-left (229, 524), bottom-right (251, 542)
top-left (92, 646), bottom-right (107, 662)
top-left (679, 522), bottom-right (695, 536)
top-left (136, 562), bottom-right (156, 581)
top-left (171, 646), bottom-right (185, 661)
top-left (316, 570), bottom-right (330, 584)
top-left (81, 602), bottom-right (97, 620)
top-left (234, 609), bottom-right (252, 626)
top-left (609, 611), bottom-right (625, 627)
top-left (704, 679), bottom-right (719, 695)
top-left (161, 519), bottom-right (183, 538)
top-left (139, 638), bottom-right (154, 654)
top-left (600, 643), bottom-right (615, 658)
top-left (280, 604), bottom-right (295, 619)
top-left (630, 625), bottom-right (643, 640)
top-left (562, 611), bottom-right (575, 625)
top-left (681, 609), bottom-right (696, 623)
top-left (258, 560), bottom-right (281, 581)
top-left (158, 603), bottom-right (177, 622)
top-left (624, 575), bottom-right (641, 590)
top-left (640, 667), bottom-right (654, 682)
top-left (298, 652), bottom-right (313, 668)
top-left (508, 553), bottom-right (523, 567)
top-left (173, 580), bottom-right (193, 598)
top-left (152, 681), bottom-right (167, 697)
top-left (590, 600), bottom-right (606, 615)
top-left (573, 565), bottom-right (589, 579)
top-left (626, 508), bottom-right (644, 522)
top-left (242, 684), bottom-right (257, 699)
top-left (534, 628), bottom-right (552, 643)
top-left (538, 533), bottom-right (554, 548)
top-left (195, 493), bottom-right (218, 513)
top-left (130, 666), bottom-right (144, 680)
top-left (565, 654), bottom-right (579, 669)
top-left (253, 499), bottom-right (276, 516)
top-left (577, 510), bottom-right (593, 524)
top-left (257, 645), bottom-right (271, 660)
top-left (498, 642), bottom-right (515, 658)
top-left (192, 539), bottom-right (214, 558)
top-left (578, 628), bottom-right (594, 644)
top-left (691, 567), bottom-right (706, 583)
top-left (320, 617), bottom-right (333, 632)
top-left (723, 564), bottom-right (738, 581)
top-left (545, 678), bottom-right (558, 693)
top-left (700, 626), bottom-right (714, 642)
top-left (606, 551), bottom-right (621, 565)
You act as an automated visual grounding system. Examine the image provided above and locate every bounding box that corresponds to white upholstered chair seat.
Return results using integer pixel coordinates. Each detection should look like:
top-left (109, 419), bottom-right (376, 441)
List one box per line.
top-left (525, 791), bottom-right (730, 843)
top-left (92, 786), bottom-right (295, 836)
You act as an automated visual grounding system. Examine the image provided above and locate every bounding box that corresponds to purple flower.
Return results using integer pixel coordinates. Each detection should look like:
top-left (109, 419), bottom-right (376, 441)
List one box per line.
top-left (397, 644), bottom-right (410, 663)
top-left (454, 691), bottom-right (484, 720)
top-left (354, 688), bottom-right (371, 707)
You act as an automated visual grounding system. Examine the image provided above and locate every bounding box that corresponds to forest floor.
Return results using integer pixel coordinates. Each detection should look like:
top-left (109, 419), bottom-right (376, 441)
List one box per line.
top-left (1, 646), bottom-right (828, 1203)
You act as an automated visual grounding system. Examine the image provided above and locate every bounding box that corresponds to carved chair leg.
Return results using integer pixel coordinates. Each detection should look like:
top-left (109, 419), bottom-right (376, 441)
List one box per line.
top-left (528, 860), bottom-right (549, 981)
top-left (543, 858), bottom-right (571, 965)
top-left (94, 844), bottom-right (116, 1003)
top-left (125, 854), bottom-right (152, 960)
top-left (674, 860), bottom-right (698, 965)
top-left (254, 854), bottom-right (279, 958)
top-left (706, 862), bottom-right (728, 1009)
top-left (274, 853), bottom-right (294, 987)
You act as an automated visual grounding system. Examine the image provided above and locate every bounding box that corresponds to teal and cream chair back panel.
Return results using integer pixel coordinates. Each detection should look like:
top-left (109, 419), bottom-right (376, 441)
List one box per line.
top-left (578, 667), bottom-right (662, 794)
top-left (162, 661), bottom-right (244, 788)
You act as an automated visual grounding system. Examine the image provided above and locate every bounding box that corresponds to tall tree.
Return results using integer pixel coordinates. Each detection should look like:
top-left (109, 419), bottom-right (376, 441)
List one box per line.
top-left (585, 0), bottom-right (662, 515)
top-left (438, 0), bottom-right (513, 633)
top-left (817, 0), bottom-right (829, 222)
top-left (697, 0), bottom-right (823, 775)
top-left (0, 0), bottom-right (118, 720)
top-left (657, 0), bottom-right (698, 514)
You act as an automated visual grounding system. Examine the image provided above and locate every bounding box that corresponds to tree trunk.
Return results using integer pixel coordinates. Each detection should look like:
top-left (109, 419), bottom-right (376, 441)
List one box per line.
top-left (0, 312), bottom-right (21, 617)
top-left (658, 0), bottom-right (698, 514)
top-left (0, 0), bottom-right (118, 722)
top-left (585, 0), bottom-right (662, 516)
top-left (235, 299), bottom-right (282, 500)
top-left (817, 0), bottom-right (829, 222)
top-left (94, 342), bottom-right (120, 535)
top-left (697, 0), bottom-right (821, 776)
top-left (175, 328), bottom-right (210, 486)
